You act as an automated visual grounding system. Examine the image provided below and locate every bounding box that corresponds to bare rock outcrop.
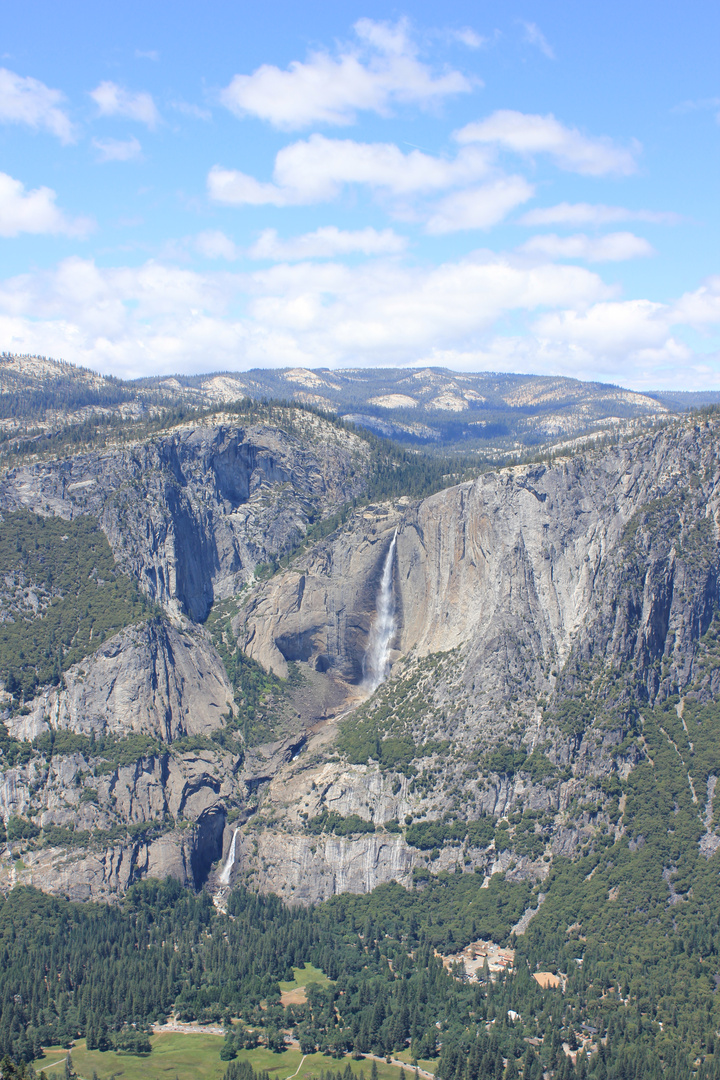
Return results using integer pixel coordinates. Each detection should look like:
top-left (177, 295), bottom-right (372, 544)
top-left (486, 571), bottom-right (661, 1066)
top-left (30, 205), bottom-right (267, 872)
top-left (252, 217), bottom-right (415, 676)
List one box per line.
top-left (6, 620), bottom-right (234, 743)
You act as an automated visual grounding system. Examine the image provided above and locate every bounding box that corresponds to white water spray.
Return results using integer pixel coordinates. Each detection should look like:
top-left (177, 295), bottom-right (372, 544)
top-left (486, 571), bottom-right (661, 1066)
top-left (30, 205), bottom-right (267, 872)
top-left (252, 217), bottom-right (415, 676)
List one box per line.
top-left (363, 528), bottom-right (398, 692)
top-left (219, 827), bottom-right (239, 885)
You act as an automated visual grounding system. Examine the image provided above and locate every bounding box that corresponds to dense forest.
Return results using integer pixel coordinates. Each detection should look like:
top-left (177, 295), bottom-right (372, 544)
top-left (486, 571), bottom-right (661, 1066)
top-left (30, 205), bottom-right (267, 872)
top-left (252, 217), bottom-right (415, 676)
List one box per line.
top-left (0, 823), bottom-right (719, 1080)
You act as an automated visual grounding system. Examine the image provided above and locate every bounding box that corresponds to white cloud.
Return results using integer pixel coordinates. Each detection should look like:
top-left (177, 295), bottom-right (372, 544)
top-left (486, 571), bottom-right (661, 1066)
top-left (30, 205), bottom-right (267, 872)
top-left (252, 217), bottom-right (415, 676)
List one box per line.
top-left (457, 110), bottom-right (639, 176)
top-left (520, 21), bottom-right (555, 59)
top-left (172, 100), bottom-right (212, 121)
top-left (208, 135), bottom-right (491, 207)
top-left (518, 231), bottom-right (654, 262)
top-left (89, 81), bottom-right (160, 128)
top-left (672, 276), bottom-right (720, 326)
top-left (450, 28), bottom-right (485, 49)
top-left (528, 283), bottom-right (720, 380)
top-left (92, 136), bottom-right (142, 162)
top-left (207, 168), bottom-right (291, 207)
top-left (248, 226), bottom-right (407, 260)
top-left (135, 50), bottom-right (159, 62)
top-left (425, 177), bottom-right (534, 233)
top-left (0, 172), bottom-right (92, 237)
top-left (1, 254), bottom-right (717, 388)
top-left (0, 253), bottom-right (606, 377)
top-left (195, 230), bottom-right (239, 260)
top-left (219, 18), bottom-right (472, 130)
top-left (0, 67), bottom-right (75, 143)
top-left (520, 202), bottom-right (681, 226)
top-left (533, 299), bottom-right (675, 357)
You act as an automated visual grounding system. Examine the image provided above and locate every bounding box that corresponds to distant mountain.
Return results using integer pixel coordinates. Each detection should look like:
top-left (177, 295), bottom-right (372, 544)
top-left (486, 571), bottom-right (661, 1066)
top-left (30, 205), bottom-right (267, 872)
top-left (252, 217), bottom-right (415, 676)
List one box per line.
top-left (139, 365), bottom-right (680, 450)
top-left (5, 352), bottom-right (720, 454)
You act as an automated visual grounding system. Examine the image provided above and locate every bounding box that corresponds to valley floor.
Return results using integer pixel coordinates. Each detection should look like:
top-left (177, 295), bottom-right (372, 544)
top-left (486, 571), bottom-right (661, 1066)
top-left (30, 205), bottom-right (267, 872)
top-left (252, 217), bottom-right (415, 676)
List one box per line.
top-left (35, 1036), bottom-right (436, 1080)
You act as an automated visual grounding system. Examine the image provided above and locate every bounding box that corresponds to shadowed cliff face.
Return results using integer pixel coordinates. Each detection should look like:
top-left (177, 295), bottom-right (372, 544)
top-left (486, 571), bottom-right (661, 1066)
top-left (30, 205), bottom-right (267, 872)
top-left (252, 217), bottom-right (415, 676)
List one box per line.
top-left (0, 415), bottom-right (370, 622)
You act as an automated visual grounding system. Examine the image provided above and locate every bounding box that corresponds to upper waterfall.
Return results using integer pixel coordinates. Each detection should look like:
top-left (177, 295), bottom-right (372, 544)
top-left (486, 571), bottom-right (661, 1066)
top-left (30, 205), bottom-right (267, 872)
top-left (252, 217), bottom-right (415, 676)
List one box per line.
top-left (362, 528), bottom-right (398, 692)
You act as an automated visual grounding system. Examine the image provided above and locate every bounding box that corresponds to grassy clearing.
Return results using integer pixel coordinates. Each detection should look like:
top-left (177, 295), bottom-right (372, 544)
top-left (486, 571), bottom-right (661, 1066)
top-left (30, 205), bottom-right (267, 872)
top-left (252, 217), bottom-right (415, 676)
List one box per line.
top-left (394, 1050), bottom-right (437, 1075)
top-left (34, 1035), bottom-right (427, 1080)
top-left (278, 963), bottom-right (332, 992)
top-left (36, 1033), bottom-right (227, 1080)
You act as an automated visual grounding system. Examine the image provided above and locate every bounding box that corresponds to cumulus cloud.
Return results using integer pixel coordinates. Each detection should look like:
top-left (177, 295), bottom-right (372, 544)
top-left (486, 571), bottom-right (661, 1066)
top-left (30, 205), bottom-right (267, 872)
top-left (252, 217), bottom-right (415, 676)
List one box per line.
top-left (195, 230), bottom-right (239, 260)
top-left (534, 299), bottom-right (670, 352)
top-left (249, 226), bottom-right (407, 260)
top-left (89, 81), bottom-right (160, 127)
top-left (673, 276), bottom-right (720, 326)
top-left (219, 18), bottom-right (472, 129)
top-left (529, 284), bottom-right (720, 381)
top-left (0, 253), bottom-right (605, 377)
top-left (0, 172), bottom-right (92, 237)
top-left (1, 253), bottom-right (717, 387)
top-left (520, 21), bottom-right (555, 59)
top-left (92, 136), bottom-right (142, 162)
top-left (518, 232), bottom-right (654, 262)
top-left (0, 67), bottom-right (75, 143)
top-left (425, 177), bottom-right (535, 233)
top-left (520, 202), bottom-right (681, 226)
top-left (208, 135), bottom-right (491, 207)
top-left (457, 110), bottom-right (639, 176)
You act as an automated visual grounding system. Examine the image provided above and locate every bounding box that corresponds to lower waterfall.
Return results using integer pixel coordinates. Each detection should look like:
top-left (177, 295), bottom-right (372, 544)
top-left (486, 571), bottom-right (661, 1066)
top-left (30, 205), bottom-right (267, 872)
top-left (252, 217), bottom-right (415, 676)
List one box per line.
top-left (219, 827), bottom-right (239, 885)
top-left (362, 528), bottom-right (398, 692)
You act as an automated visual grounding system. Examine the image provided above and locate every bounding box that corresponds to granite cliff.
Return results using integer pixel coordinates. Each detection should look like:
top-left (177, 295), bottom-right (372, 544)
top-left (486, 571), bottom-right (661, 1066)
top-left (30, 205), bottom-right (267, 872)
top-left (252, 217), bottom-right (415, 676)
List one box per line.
top-left (1, 397), bottom-right (719, 907)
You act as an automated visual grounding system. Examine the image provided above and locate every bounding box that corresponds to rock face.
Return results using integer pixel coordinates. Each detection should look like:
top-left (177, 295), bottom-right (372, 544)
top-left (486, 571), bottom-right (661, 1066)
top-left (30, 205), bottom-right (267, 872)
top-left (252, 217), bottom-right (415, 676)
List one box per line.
top-left (0, 414), bottom-right (370, 621)
top-left (240, 428), bottom-right (720, 715)
top-left (3, 412), bottom-right (720, 904)
top-left (240, 507), bottom-right (402, 682)
top-left (6, 621), bottom-right (234, 743)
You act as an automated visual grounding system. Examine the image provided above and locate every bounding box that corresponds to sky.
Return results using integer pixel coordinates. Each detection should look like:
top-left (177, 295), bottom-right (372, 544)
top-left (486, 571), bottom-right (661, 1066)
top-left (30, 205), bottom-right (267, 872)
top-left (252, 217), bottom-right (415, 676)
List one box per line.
top-left (1, 0), bottom-right (719, 389)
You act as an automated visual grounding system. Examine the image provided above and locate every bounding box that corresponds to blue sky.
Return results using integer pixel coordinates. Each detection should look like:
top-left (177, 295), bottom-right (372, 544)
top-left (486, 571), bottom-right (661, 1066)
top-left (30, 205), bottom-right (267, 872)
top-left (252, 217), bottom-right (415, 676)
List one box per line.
top-left (1, 0), bottom-right (718, 388)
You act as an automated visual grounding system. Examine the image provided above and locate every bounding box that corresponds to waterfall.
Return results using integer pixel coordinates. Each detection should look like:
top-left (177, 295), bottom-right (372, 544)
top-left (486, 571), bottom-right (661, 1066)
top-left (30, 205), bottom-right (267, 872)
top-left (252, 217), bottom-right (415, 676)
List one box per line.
top-left (363, 528), bottom-right (398, 692)
top-left (219, 827), bottom-right (239, 885)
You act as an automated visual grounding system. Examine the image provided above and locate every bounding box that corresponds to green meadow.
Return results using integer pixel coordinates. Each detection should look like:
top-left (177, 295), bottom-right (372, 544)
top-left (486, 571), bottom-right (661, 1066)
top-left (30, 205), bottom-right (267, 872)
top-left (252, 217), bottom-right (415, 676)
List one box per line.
top-left (278, 963), bottom-right (332, 993)
top-left (34, 1034), bottom-right (432, 1080)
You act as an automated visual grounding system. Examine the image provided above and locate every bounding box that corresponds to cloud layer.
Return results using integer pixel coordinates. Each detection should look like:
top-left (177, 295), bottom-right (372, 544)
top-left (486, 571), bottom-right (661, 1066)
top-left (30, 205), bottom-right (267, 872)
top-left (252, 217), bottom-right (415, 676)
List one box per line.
top-left (248, 226), bottom-right (407, 260)
top-left (519, 231), bottom-right (654, 262)
top-left (0, 18), bottom-right (715, 393)
top-left (208, 136), bottom-right (492, 208)
top-left (1, 254), bottom-right (718, 388)
top-left (520, 202), bottom-right (681, 226)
